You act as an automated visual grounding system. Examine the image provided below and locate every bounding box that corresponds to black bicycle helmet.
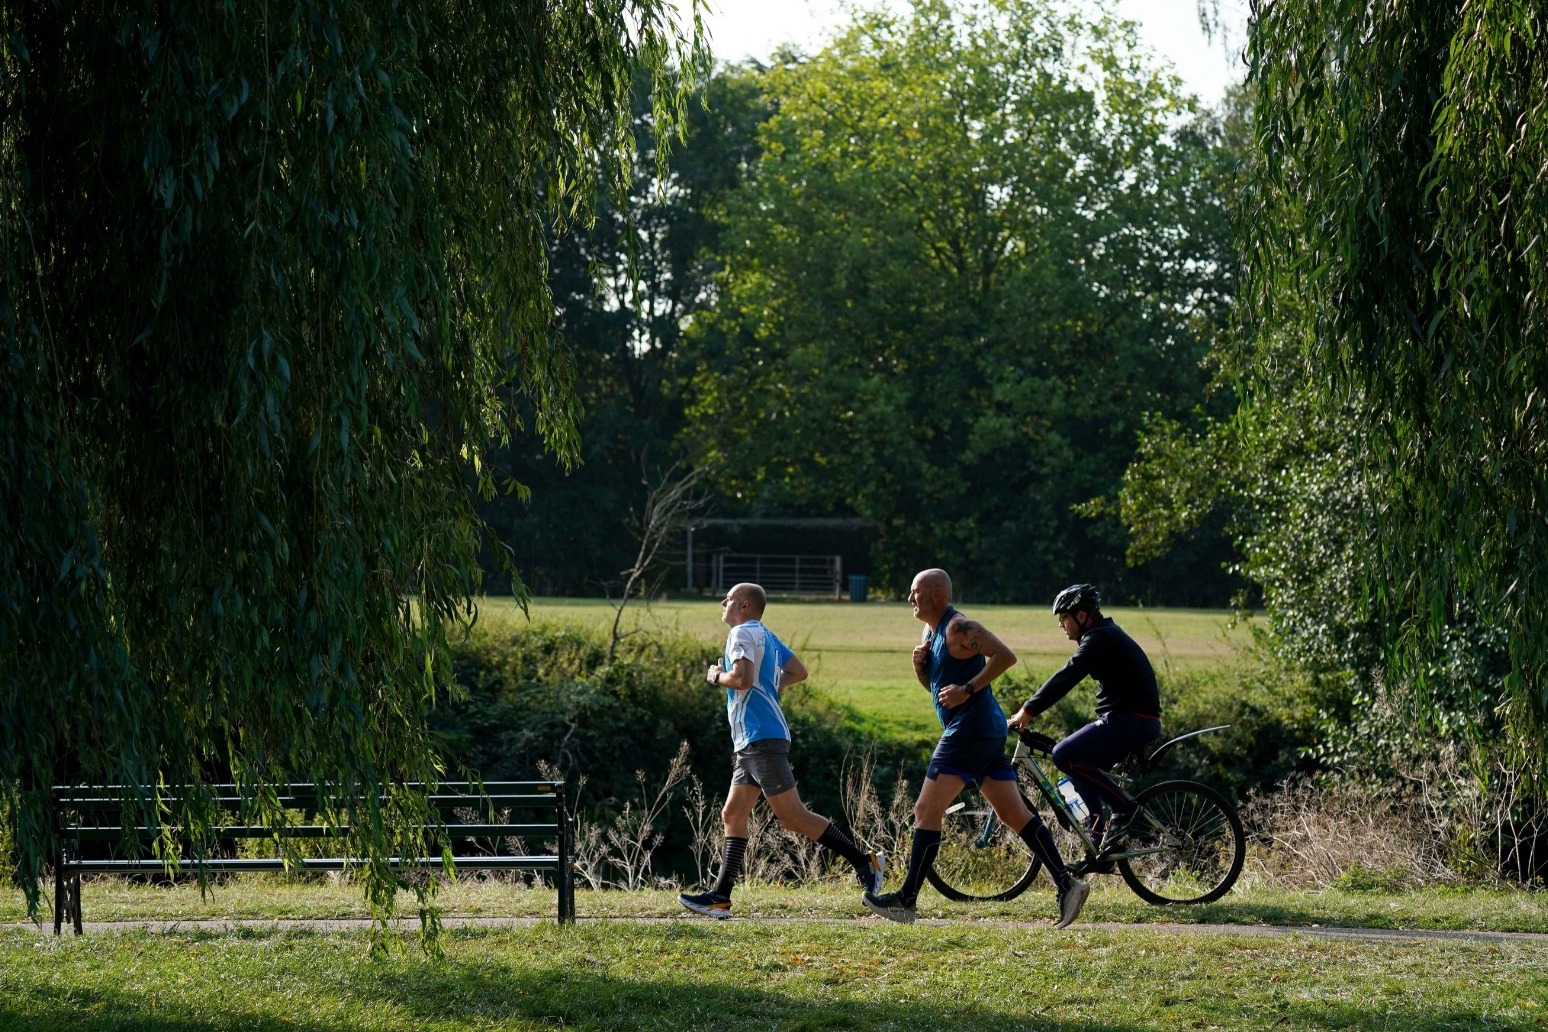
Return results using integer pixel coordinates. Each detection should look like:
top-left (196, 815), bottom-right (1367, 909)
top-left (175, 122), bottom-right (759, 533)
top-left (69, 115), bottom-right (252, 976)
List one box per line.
top-left (1052, 583), bottom-right (1101, 615)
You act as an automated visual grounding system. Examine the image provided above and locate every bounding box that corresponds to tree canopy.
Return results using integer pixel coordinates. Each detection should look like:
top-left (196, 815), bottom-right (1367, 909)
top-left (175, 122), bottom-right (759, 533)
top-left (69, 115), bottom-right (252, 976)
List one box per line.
top-left (0, 0), bottom-right (704, 923)
top-left (481, 66), bottom-right (771, 596)
top-left (1243, 2), bottom-right (1547, 775)
top-left (681, 0), bottom-right (1238, 601)
top-left (1127, 1), bottom-right (1546, 783)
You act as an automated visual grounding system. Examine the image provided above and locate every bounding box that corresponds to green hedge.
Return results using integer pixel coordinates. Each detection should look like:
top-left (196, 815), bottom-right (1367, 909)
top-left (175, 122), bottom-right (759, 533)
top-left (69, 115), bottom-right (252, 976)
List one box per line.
top-left (439, 622), bottom-right (1318, 838)
top-left (436, 622), bottom-right (917, 875)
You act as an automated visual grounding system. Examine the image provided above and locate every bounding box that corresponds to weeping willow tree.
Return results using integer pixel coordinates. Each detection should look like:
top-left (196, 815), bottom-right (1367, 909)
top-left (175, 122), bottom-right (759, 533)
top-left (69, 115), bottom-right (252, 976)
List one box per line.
top-left (0, 1), bottom-right (705, 926)
top-left (1243, 3), bottom-right (1547, 777)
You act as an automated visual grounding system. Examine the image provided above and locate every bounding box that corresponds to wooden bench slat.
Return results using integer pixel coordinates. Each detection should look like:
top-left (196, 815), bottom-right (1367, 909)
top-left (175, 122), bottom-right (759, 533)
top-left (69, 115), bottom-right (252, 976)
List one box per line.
top-left (65, 823), bottom-right (560, 838)
top-left (53, 794), bottom-right (561, 807)
top-left (67, 856), bottom-right (565, 873)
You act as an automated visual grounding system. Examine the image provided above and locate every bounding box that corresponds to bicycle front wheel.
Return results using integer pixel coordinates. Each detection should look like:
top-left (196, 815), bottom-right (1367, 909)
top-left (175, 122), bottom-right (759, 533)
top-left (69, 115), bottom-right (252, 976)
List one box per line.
top-left (925, 784), bottom-right (1041, 902)
top-left (1117, 780), bottom-right (1244, 905)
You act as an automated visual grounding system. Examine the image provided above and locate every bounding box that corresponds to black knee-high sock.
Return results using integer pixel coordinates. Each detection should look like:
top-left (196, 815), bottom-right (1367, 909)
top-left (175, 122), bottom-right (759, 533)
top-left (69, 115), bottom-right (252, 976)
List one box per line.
top-left (711, 836), bottom-right (748, 898)
top-left (1018, 816), bottom-right (1069, 884)
top-left (897, 828), bottom-right (942, 903)
top-left (816, 821), bottom-right (870, 875)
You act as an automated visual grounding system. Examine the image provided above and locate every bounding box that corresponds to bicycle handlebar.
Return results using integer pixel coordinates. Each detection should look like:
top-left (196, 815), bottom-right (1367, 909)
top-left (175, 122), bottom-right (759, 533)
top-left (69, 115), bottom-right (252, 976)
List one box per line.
top-left (1012, 728), bottom-right (1057, 753)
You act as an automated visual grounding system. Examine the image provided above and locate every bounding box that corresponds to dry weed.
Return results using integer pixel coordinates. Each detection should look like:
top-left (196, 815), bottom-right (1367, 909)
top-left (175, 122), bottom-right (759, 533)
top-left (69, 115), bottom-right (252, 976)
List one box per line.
top-left (1241, 778), bottom-right (1459, 888)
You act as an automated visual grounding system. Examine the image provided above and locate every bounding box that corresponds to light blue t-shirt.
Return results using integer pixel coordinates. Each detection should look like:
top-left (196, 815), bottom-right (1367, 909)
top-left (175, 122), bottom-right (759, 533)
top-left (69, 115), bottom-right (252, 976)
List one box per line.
top-left (723, 620), bottom-right (793, 750)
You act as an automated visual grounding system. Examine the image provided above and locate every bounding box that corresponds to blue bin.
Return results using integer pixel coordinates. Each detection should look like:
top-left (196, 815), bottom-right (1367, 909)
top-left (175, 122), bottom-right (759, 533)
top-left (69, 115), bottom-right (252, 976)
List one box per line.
top-left (847, 574), bottom-right (869, 602)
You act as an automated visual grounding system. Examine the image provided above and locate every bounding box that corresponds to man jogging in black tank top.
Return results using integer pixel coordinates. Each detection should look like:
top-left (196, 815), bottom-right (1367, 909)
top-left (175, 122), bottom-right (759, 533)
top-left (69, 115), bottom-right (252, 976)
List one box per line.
top-left (1008, 584), bottom-right (1162, 848)
top-left (863, 568), bottom-right (1089, 929)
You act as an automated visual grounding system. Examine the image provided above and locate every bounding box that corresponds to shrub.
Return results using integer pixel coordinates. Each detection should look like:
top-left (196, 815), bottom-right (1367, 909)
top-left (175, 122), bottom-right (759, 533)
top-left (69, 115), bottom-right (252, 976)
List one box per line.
top-left (435, 620), bottom-right (917, 882)
top-left (1241, 777), bottom-right (1463, 889)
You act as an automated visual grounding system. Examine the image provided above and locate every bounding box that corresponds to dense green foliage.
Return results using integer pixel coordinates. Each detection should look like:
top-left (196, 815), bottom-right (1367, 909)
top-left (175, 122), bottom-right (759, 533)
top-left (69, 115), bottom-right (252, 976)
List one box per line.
top-left (1120, 2), bottom-right (1548, 872)
top-left (471, 2), bottom-right (1243, 606)
top-left (679, 0), bottom-right (1238, 603)
top-left (1241, 2), bottom-right (1548, 776)
top-left (480, 69), bottom-right (771, 596)
top-left (0, 0), bottom-right (703, 921)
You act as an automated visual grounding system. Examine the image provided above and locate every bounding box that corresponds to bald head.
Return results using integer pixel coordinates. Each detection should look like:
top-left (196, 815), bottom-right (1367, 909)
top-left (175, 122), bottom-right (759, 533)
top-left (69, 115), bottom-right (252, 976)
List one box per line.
top-left (915, 569), bottom-right (951, 598)
top-left (908, 568), bottom-right (953, 625)
top-left (733, 582), bottom-right (767, 616)
top-left (721, 582), bottom-right (767, 627)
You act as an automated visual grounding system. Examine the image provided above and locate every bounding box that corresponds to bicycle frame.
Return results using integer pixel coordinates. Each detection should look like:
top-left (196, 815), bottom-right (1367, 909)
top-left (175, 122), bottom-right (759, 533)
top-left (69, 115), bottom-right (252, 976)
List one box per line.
top-left (933, 725), bottom-right (1245, 905)
top-left (1008, 736), bottom-right (1096, 849)
top-left (943, 726), bottom-right (1231, 862)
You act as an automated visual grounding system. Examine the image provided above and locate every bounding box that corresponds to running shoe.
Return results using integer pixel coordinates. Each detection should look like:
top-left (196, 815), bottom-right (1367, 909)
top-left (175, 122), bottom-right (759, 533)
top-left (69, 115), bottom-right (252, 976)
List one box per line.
top-left (678, 890), bottom-right (732, 920)
top-left (1054, 875), bottom-right (1090, 930)
top-left (863, 889), bottom-right (916, 924)
top-left (857, 850), bottom-right (887, 895)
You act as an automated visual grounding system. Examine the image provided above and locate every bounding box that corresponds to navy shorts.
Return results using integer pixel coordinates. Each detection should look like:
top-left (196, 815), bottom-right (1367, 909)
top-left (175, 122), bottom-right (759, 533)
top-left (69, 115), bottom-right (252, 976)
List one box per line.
top-left (925, 735), bottom-right (1016, 786)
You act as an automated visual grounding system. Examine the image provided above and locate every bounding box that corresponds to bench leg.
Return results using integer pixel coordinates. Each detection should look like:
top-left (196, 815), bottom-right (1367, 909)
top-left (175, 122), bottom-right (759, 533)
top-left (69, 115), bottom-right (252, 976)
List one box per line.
top-left (557, 800), bottom-right (575, 925)
top-left (55, 838), bottom-right (82, 936)
top-left (55, 871), bottom-right (81, 936)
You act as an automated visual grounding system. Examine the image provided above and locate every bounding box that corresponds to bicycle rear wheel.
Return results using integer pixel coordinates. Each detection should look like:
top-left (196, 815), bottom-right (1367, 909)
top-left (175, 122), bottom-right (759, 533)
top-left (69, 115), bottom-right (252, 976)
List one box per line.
top-left (1117, 780), bottom-right (1244, 905)
top-left (924, 784), bottom-right (1041, 902)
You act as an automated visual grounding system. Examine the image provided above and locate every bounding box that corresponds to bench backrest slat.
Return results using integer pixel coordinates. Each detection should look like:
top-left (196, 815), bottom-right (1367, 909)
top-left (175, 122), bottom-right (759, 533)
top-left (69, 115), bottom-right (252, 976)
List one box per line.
top-left (51, 779), bottom-right (575, 933)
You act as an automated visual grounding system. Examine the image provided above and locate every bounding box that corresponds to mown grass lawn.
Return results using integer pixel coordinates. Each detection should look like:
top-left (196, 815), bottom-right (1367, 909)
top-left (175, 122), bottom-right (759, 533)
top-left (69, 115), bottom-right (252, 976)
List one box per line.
top-left (479, 597), bottom-right (1253, 741)
top-left (3, 916), bottom-right (1545, 1031)
top-left (7, 879), bottom-right (1547, 934)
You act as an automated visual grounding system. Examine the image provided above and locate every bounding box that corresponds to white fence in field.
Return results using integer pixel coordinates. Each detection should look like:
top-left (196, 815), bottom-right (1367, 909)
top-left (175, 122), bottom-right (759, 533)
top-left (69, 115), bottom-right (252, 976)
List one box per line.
top-left (709, 553), bottom-right (843, 597)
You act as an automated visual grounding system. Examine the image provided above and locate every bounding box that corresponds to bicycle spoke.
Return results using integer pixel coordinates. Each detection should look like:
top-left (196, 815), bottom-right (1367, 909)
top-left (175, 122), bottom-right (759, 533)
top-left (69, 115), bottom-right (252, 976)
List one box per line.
top-left (1118, 781), bottom-right (1244, 905)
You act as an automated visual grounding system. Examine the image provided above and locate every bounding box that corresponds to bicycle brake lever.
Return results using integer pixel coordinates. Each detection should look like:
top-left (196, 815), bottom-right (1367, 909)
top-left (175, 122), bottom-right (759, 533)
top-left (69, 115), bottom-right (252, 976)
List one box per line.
top-left (1016, 728), bottom-right (1056, 753)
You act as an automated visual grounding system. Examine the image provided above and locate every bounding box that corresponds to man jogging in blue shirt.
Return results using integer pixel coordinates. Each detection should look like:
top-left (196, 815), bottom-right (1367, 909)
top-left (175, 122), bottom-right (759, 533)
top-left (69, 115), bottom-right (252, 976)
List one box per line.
top-left (863, 568), bottom-right (1089, 928)
top-left (679, 582), bottom-right (884, 919)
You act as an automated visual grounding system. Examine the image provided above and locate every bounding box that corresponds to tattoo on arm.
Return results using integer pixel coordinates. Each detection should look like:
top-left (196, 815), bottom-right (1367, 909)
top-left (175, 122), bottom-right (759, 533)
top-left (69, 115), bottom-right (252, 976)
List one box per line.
top-left (956, 618), bottom-right (983, 653)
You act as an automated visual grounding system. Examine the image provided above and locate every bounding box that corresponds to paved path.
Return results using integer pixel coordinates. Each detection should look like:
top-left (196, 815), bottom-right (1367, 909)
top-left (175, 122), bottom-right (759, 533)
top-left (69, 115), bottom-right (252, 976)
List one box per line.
top-left (14, 916), bottom-right (1548, 945)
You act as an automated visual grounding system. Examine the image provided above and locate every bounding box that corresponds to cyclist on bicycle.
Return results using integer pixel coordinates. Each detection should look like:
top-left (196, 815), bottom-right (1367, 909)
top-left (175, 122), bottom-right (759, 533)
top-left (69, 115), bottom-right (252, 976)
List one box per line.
top-left (1007, 584), bottom-right (1161, 847)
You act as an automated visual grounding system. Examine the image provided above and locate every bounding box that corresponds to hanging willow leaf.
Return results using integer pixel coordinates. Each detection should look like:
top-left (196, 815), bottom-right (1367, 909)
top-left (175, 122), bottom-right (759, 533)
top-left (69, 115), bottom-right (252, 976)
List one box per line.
top-left (1243, 0), bottom-right (1548, 782)
top-left (0, 0), bottom-right (708, 941)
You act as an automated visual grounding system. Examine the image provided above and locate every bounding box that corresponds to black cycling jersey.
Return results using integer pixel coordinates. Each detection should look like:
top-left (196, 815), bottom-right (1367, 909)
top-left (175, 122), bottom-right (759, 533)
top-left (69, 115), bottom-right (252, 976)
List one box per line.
top-left (1022, 616), bottom-right (1159, 718)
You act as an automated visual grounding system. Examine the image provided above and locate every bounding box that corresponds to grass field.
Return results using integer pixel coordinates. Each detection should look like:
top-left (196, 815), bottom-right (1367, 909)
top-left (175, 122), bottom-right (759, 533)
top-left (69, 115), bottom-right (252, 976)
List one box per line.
top-left (7, 880), bottom-right (1548, 935)
top-left (4, 882), bottom-right (1547, 1031)
top-left (475, 597), bottom-right (1254, 741)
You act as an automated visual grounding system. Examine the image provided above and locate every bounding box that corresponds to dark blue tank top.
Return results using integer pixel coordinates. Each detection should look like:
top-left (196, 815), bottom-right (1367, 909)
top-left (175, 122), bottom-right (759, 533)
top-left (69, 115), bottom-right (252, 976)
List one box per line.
top-left (927, 607), bottom-right (1009, 739)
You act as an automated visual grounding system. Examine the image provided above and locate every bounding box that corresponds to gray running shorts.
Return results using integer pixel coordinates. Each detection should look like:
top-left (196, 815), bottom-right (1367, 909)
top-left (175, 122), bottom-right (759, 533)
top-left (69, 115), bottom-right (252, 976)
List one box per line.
top-left (731, 738), bottom-right (798, 797)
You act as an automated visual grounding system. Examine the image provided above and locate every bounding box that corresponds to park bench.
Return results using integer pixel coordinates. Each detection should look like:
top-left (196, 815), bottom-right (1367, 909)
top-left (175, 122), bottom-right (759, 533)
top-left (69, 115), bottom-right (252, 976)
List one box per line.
top-left (50, 780), bottom-right (574, 934)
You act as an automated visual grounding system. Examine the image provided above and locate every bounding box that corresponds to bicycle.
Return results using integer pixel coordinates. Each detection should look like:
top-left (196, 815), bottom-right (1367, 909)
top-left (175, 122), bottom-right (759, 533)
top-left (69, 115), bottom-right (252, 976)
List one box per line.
top-left (926, 725), bottom-right (1245, 906)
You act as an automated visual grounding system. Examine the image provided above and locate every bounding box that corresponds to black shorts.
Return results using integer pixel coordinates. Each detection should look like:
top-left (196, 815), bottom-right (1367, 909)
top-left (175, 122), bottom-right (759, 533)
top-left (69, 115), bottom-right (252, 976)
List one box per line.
top-left (731, 738), bottom-right (798, 797)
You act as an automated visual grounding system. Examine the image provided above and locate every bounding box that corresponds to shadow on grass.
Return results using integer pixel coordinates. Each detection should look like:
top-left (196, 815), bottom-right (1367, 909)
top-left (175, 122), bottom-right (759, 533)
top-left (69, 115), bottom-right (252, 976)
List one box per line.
top-left (0, 933), bottom-right (1536, 1032)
